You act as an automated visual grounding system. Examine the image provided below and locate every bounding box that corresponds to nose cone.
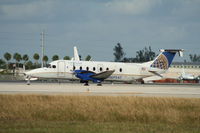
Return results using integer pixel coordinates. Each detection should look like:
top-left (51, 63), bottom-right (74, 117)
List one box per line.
top-left (25, 68), bottom-right (44, 78)
top-left (25, 69), bottom-right (36, 77)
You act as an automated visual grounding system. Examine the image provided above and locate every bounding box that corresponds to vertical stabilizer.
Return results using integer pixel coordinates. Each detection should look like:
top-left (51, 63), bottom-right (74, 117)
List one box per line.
top-left (150, 49), bottom-right (184, 70)
top-left (74, 46), bottom-right (80, 61)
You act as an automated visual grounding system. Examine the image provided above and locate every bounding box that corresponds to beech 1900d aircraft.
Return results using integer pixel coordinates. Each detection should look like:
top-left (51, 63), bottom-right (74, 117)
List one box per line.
top-left (25, 47), bottom-right (184, 85)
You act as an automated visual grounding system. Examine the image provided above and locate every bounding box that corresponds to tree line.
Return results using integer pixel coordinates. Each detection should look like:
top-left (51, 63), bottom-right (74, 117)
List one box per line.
top-left (113, 43), bottom-right (156, 63)
top-left (189, 54), bottom-right (200, 63)
top-left (0, 52), bottom-right (92, 70)
top-left (113, 43), bottom-right (200, 63)
top-left (0, 52), bottom-right (69, 70)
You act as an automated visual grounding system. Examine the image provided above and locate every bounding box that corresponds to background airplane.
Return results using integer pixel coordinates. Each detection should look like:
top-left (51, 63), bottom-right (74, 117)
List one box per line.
top-left (179, 66), bottom-right (200, 80)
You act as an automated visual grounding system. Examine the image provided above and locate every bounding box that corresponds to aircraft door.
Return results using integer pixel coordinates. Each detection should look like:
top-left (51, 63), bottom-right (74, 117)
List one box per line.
top-left (57, 61), bottom-right (66, 77)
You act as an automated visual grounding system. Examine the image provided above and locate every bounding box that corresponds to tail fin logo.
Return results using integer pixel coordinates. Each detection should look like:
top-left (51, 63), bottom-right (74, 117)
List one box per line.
top-left (150, 54), bottom-right (168, 70)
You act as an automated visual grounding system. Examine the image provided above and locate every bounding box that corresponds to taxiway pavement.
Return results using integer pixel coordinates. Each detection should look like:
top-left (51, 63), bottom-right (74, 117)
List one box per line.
top-left (0, 82), bottom-right (200, 98)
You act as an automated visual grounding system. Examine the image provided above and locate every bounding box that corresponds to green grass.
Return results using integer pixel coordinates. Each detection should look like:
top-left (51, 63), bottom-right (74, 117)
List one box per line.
top-left (0, 121), bottom-right (199, 133)
top-left (0, 95), bottom-right (200, 133)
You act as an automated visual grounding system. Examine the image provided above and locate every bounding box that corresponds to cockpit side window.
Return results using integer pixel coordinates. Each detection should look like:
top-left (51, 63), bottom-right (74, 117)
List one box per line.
top-left (52, 65), bottom-right (56, 68)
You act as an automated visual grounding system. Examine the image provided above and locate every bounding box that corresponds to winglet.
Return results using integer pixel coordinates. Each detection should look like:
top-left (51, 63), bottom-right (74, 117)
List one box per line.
top-left (74, 46), bottom-right (80, 61)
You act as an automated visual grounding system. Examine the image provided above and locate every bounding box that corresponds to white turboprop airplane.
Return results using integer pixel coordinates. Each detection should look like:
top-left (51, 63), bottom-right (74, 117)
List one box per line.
top-left (25, 47), bottom-right (184, 85)
top-left (179, 66), bottom-right (199, 80)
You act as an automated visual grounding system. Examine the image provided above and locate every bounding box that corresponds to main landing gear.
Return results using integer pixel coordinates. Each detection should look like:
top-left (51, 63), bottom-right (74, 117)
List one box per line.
top-left (82, 80), bottom-right (102, 86)
top-left (137, 79), bottom-right (145, 84)
top-left (97, 83), bottom-right (102, 86)
top-left (84, 81), bottom-right (89, 86)
top-left (27, 76), bottom-right (30, 85)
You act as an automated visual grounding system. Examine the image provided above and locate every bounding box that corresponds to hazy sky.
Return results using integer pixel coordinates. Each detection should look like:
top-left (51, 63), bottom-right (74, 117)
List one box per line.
top-left (0, 0), bottom-right (200, 62)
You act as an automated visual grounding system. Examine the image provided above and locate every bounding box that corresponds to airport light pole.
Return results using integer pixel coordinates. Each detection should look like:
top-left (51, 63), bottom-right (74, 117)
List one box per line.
top-left (40, 30), bottom-right (45, 68)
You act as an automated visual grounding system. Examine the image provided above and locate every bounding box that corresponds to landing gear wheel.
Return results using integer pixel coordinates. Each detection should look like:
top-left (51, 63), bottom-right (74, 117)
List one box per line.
top-left (141, 80), bottom-right (145, 84)
top-left (84, 81), bottom-right (89, 86)
top-left (97, 83), bottom-right (102, 86)
top-left (27, 76), bottom-right (30, 85)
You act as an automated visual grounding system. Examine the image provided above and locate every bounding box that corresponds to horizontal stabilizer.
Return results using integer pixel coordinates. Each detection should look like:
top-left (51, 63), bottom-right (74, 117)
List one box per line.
top-left (160, 49), bottom-right (184, 57)
top-left (91, 70), bottom-right (115, 79)
top-left (149, 70), bottom-right (163, 78)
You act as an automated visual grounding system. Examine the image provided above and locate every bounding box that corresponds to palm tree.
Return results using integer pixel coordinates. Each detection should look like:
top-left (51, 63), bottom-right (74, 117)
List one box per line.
top-left (85, 55), bottom-right (91, 61)
top-left (33, 53), bottom-right (40, 68)
top-left (63, 56), bottom-right (70, 60)
top-left (23, 54), bottom-right (29, 62)
top-left (0, 59), bottom-right (6, 69)
top-left (13, 53), bottom-right (22, 67)
top-left (26, 61), bottom-right (33, 69)
top-left (52, 55), bottom-right (59, 61)
top-left (43, 55), bottom-right (48, 67)
top-left (4, 52), bottom-right (12, 69)
top-left (22, 54), bottom-right (29, 69)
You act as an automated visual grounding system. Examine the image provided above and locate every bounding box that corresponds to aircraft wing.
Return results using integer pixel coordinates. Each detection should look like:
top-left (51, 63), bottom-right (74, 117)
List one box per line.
top-left (90, 70), bottom-right (115, 79)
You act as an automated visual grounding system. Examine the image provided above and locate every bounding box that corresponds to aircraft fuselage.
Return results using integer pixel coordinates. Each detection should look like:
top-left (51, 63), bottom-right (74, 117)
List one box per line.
top-left (26, 60), bottom-right (157, 82)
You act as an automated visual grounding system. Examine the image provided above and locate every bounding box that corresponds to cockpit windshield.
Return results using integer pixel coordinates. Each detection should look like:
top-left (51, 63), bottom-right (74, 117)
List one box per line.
top-left (47, 64), bottom-right (56, 68)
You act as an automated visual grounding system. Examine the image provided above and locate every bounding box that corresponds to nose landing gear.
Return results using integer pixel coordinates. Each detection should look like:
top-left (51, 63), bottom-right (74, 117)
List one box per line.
top-left (27, 76), bottom-right (30, 85)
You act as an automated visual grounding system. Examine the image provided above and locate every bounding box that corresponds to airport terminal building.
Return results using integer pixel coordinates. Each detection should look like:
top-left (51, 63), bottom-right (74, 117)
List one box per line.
top-left (170, 62), bottom-right (200, 77)
top-left (171, 62), bottom-right (200, 69)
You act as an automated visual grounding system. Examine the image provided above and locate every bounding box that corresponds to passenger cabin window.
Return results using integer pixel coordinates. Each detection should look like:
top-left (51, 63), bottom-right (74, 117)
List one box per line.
top-left (52, 65), bottom-right (56, 68)
top-left (93, 67), bottom-right (96, 71)
top-left (73, 66), bottom-right (76, 70)
top-left (80, 66), bottom-right (82, 70)
top-left (86, 67), bottom-right (89, 71)
top-left (100, 67), bottom-right (103, 71)
top-left (119, 68), bottom-right (122, 72)
top-left (106, 68), bottom-right (109, 71)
